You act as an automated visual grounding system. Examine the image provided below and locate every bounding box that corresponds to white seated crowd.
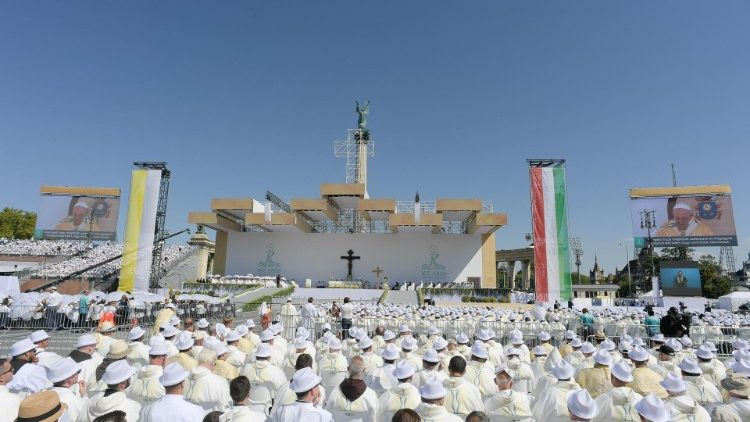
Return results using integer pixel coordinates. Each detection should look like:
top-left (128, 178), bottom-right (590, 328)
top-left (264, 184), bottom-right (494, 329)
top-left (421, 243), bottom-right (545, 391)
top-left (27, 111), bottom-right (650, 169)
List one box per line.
top-left (0, 296), bottom-right (749, 421)
top-left (29, 243), bottom-right (196, 279)
top-left (0, 239), bottom-right (93, 257)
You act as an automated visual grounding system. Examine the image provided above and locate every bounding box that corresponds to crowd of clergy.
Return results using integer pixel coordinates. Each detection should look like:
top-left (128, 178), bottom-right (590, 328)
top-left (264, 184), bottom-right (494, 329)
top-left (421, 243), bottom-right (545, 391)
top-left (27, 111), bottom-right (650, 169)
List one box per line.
top-left (1, 298), bottom-right (750, 422)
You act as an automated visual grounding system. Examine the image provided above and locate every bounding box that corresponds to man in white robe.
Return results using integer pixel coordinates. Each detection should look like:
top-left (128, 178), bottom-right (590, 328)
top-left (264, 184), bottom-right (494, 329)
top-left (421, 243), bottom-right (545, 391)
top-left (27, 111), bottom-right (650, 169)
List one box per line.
top-left (677, 357), bottom-right (722, 406)
top-left (0, 359), bottom-right (21, 422)
top-left (462, 342), bottom-right (497, 400)
top-left (185, 347), bottom-right (232, 413)
top-left (484, 363), bottom-right (532, 422)
top-left (280, 300), bottom-right (299, 340)
top-left (140, 363), bottom-right (206, 421)
top-left (365, 343), bottom-right (398, 395)
top-left (29, 330), bottom-right (60, 368)
top-left (442, 355), bottom-right (485, 419)
top-left (376, 360), bottom-right (421, 422)
top-left (126, 326), bottom-right (151, 370)
top-left (85, 360), bottom-right (141, 421)
top-left (127, 341), bottom-right (167, 407)
top-left (47, 357), bottom-right (87, 422)
top-left (270, 367), bottom-right (333, 422)
top-left (592, 360), bottom-right (642, 422)
top-left (228, 375), bottom-right (269, 421)
top-left (414, 376), bottom-right (463, 422)
top-left (532, 360), bottom-right (582, 421)
top-left (325, 356), bottom-right (379, 422)
top-left (241, 343), bottom-right (287, 397)
top-left (659, 373), bottom-right (711, 421)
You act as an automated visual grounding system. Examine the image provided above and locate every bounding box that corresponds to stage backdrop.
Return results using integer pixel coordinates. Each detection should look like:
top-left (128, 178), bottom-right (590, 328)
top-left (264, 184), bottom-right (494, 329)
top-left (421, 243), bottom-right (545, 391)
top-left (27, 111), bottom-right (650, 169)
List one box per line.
top-left (224, 232), bottom-right (484, 286)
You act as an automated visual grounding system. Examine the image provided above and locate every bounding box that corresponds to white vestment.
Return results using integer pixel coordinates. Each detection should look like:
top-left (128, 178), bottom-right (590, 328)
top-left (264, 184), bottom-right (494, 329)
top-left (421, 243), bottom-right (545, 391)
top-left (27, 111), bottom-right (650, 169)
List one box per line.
top-left (140, 394), bottom-right (206, 422)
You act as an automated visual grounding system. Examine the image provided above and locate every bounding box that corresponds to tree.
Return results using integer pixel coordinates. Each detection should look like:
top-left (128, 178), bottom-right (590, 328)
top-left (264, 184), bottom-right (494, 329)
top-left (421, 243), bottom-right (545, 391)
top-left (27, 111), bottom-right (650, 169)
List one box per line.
top-left (660, 247), bottom-right (695, 261)
top-left (699, 254), bottom-right (733, 298)
top-left (0, 208), bottom-right (36, 239)
top-left (571, 272), bottom-right (587, 284)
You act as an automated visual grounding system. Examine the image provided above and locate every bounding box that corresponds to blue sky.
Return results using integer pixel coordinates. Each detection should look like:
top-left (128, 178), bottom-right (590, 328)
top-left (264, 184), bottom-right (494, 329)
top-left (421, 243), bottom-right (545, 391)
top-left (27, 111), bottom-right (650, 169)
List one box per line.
top-left (1, 1), bottom-right (749, 275)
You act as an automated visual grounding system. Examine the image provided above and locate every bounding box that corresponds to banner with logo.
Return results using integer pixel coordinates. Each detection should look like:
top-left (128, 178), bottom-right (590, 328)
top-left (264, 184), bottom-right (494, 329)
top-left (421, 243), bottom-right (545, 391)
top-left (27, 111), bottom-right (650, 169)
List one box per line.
top-left (530, 166), bottom-right (573, 303)
top-left (119, 169), bottom-right (161, 292)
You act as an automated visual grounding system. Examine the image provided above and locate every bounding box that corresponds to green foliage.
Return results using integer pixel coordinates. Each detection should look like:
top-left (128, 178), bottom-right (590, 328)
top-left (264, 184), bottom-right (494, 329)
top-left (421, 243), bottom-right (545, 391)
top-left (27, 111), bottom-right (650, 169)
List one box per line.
top-left (698, 254), bottom-right (733, 298)
top-left (461, 295), bottom-right (499, 303)
top-left (0, 208), bottom-right (36, 239)
top-left (241, 286), bottom-right (296, 312)
top-left (570, 272), bottom-right (588, 284)
top-left (659, 247), bottom-right (695, 261)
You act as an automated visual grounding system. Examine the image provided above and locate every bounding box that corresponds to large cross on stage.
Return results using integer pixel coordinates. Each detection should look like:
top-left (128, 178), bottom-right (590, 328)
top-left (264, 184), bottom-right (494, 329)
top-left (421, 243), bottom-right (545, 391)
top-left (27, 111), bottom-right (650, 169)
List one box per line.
top-left (340, 249), bottom-right (361, 280)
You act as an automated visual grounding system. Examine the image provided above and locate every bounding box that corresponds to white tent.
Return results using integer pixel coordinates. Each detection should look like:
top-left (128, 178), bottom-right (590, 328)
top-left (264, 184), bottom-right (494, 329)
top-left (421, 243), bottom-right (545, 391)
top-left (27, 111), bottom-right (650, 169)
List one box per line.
top-left (718, 291), bottom-right (750, 311)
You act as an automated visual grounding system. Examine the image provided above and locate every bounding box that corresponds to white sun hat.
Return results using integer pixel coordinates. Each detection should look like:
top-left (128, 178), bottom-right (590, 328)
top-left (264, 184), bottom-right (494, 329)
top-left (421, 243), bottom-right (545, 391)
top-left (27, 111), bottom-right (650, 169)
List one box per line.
top-left (10, 339), bottom-right (36, 357)
top-left (432, 337), bottom-right (448, 351)
top-left (159, 362), bottom-right (189, 387)
top-left (290, 367), bottom-right (322, 393)
top-left (149, 341), bottom-right (170, 357)
top-left (29, 330), bottom-right (50, 343)
top-left (255, 343), bottom-right (273, 358)
top-left (128, 326), bottom-right (146, 342)
top-left (76, 334), bottom-right (97, 348)
top-left (392, 361), bottom-right (416, 380)
top-left (419, 376), bottom-right (448, 399)
top-left (678, 357), bottom-right (702, 375)
top-left (470, 342), bottom-right (489, 360)
top-left (401, 337), bottom-right (417, 351)
top-left (611, 360), bottom-right (633, 383)
top-left (383, 330), bottom-right (396, 341)
top-left (358, 337), bottom-right (373, 350)
top-left (551, 360), bottom-right (576, 380)
top-left (46, 357), bottom-right (81, 383)
top-left (101, 360), bottom-right (136, 385)
top-left (628, 346), bottom-right (649, 362)
top-left (422, 349), bottom-right (440, 364)
top-left (660, 373), bottom-right (687, 393)
top-left (567, 389), bottom-right (597, 420)
top-left (174, 332), bottom-right (194, 351)
top-left (635, 394), bottom-right (671, 422)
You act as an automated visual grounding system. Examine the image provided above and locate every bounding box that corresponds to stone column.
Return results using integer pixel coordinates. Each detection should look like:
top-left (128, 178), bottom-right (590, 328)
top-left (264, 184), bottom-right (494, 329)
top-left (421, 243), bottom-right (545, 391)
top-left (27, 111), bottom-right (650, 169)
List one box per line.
top-left (521, 260), bottom-right (531, 290)
top-left (506, 260), bottom-right (516, 290)
top-left (187, 231), bottom-right (215, 280)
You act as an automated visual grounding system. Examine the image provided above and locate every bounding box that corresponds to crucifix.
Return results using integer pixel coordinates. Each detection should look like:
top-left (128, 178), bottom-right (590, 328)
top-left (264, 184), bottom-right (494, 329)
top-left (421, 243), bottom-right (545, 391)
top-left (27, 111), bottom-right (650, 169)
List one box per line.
top-left (340, 249), bottom-right (360, 280)
top-left (372, 266), bottom-right (384, 285)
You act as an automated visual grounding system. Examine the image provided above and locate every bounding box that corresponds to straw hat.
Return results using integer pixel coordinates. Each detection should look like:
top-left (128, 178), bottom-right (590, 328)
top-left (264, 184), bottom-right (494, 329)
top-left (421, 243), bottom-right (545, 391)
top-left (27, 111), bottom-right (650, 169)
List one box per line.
top-left (17, 391), bottom-right (66, 422)
top-left (106, 340), bottom-right (129, 359)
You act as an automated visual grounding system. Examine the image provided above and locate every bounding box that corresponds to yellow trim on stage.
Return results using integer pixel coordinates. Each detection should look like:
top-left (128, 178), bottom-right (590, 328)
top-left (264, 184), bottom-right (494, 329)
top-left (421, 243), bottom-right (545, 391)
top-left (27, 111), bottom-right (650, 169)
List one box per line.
top-left (629, 185), bottom-right (731, 198)
top-left (119, 170), bottom-right (147, 292)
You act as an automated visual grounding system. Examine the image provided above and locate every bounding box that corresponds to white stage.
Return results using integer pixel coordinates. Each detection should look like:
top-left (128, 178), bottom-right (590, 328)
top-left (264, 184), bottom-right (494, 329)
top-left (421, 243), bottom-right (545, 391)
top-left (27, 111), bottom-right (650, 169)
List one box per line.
top-left (225, 232), bottom-right (485, 286)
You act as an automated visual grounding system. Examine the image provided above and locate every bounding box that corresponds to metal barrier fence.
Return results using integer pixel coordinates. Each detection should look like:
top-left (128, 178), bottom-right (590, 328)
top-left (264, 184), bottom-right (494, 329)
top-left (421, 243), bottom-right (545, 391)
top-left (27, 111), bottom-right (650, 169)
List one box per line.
top-left (585, 327), bottom-right (750, 358)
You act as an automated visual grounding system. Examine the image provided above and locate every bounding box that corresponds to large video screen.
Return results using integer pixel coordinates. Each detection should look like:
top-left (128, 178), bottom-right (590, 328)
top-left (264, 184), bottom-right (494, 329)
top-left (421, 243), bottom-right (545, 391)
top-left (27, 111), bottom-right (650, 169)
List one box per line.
top-left (629, 186), bottom-right (737, 247)
top-left (660, 261), bottom-right (702, 296)
top-left (35, 187), bottom-right (120, 241)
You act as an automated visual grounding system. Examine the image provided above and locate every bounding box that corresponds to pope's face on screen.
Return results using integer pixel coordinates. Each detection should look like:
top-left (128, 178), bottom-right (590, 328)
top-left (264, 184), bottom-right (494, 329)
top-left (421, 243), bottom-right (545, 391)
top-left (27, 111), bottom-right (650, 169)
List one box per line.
top-left (72, 205), bottom-right (87, 225)
top-left (673, 208), bottom-right (692, 231)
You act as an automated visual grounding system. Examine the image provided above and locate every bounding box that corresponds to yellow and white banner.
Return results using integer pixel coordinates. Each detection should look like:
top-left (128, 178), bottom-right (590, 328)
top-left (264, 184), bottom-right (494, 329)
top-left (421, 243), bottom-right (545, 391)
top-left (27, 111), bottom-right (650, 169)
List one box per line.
top-left (119, 169), bottom-right (161, 292)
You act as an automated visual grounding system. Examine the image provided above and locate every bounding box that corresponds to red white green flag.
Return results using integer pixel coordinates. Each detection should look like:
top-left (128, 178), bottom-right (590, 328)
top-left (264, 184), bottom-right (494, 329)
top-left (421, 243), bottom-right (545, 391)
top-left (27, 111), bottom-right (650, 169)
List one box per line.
top-left (530, 166), bottom-right (573, 302)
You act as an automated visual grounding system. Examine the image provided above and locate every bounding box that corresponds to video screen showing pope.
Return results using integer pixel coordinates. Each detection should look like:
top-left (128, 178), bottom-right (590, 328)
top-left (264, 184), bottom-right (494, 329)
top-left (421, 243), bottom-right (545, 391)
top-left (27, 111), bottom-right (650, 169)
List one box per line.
top-left (34, 186), bottom-right (121, 241)
top-left (629, 185), bottom-right (737, 248)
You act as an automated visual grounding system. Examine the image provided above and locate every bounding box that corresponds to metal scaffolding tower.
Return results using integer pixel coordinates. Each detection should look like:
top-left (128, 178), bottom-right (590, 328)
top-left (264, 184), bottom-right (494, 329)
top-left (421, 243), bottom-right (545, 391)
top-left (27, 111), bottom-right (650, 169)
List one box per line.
top-left (334, 128), bottom-right (375, 184)
top-left (719, 246), bottom-right (736, 275)
top-left (133, 161), bottom-right (171, 288)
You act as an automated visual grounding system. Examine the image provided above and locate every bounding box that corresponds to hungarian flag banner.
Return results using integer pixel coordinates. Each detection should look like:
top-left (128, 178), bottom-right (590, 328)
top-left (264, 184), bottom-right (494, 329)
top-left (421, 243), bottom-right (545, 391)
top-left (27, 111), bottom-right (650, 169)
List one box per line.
top-left (530, 166), bottom-right (573, 302)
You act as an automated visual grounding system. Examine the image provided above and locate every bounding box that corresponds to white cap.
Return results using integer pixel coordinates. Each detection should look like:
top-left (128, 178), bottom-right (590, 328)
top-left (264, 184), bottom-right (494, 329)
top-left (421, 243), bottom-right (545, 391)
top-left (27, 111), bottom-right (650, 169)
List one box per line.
top-left (538, 331), bottom-right (551, 341)
top-left (628, 345), bottom-right (649, 362)
top-left (432, 337), bottom-right (448, 351)
top-left (399, 324), bottom-right (411, 333)
top-left (665, 338), bottom-right (683, 352)
top-left (381, 344), bottom-right (399, 360)
top-left (210, 341), bottom-right (227, 357)
top-left (294, 337), bottom-right (308, 350)
top-left (551, 360), bottom-right (576, 380)
top-left (593, 350), bottom-right (613, 366)
top-left (255, 343), bottom-right (273, 358)
top-left (678, 357), bottom-right (702, 375)
top-left (729, 359), bottom-right (750, 376)
top-left (533, 345), bottom-right (547, 356)
top-left (635, 394), bottom-right (670, 422)
top-left (46, 357), bottom-right (80, 383)
top-left (149, 335), bottom-right (165, 347)
top-left (76, 334), bottom-right (97, 348)
top-left (567, 389), bottom-right (597, 420)
top-left (289, 367), bottom-right (322, 393)
top-left (10, 339), bottom-right (36, 357)
top-left (29, 330), bottom-right (49, 343)
top-left (660, 373), bottom-right (687, 393)
top-left (510, 331), bottom-right (523, 345)
top-left (149, 341), bottom-right (169, 356)
top-left (236, 325), bottom-right (249, 336)
top-left (422, 349), bottom-right (440, 363)
top-left (226, 330), bottom-right (241, 343)
top-left (419, 376), bottom-right (447, 399)
top-left (695, 345), bottom-right (715, 360)
top-left (358, 337), bottom-right (373, 350)
top-left (128, 326), bottom-right (146, 341)
top-left (260, 329), bottom-right (274, 342)
top-left (401, 337), bottom-right (417, 351)
top-left (245, 319), bottom-right (255, 328)
top-left (197, 318), bottom-right (209, 329)
top-left (611, 360), bottom-right (633, 382)
top-left (456, 333), bottom-right (469, 344)
top-left (328, 338), bottom-right (342, 350)
top-left (619, 341), bottom-right (632, 353)
top-left (159, 362), bottom-right (189, 387)
top-left (101, 360), bottom-right (135, 385)
top-left (476, 329), bottom-right (492, 341)
top-left (161, 325), bottom-right (179, 338)
top-left (174, 332), bottom-right (194, 351)
top-left (599, 339), bottom-right (616, 352)
top-left (383, 330), bottom-right (396, 341)
top-left (571, 338), bottom-right (583, 348)
top-left (392, 360), bottom-right (416, 380)
top-left (470, 342), bottom-right (489, 359)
